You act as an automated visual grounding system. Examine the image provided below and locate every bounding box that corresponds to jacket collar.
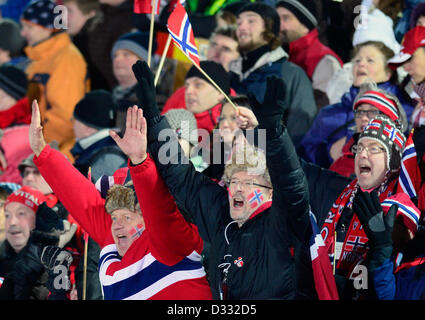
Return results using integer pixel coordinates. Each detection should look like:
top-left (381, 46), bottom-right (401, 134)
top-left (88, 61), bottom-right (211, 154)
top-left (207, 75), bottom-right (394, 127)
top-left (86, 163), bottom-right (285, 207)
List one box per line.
top-left (228, 47), bottom-right (288, 80)
top-left (289, 29), bottom-right (319, 53)
top-left (24, 32), bottom-right (72, 61)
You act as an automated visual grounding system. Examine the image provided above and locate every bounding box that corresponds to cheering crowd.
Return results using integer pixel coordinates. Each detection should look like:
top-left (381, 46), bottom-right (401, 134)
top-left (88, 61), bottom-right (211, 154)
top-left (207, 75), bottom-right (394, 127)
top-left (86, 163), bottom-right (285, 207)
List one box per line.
top-left (0, 0), bottom-right (425, 300)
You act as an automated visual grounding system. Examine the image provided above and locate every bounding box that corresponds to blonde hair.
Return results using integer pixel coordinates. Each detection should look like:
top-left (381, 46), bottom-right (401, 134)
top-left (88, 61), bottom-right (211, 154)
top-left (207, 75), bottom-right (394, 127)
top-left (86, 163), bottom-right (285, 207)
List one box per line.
top-left (222, 142), bottom-right (271, 186)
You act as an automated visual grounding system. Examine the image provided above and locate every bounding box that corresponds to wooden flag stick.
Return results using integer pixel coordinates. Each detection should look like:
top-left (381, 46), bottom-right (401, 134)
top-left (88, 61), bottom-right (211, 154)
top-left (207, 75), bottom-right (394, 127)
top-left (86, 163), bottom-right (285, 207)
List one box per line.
top-left (154, 34), bottom-right (172, 86)
top-left (147, 0), bottom-right (157, 68)
top-left (82, 167), bottom-right (92, 300)
top-left (191, 59), bottom-right (238, 112)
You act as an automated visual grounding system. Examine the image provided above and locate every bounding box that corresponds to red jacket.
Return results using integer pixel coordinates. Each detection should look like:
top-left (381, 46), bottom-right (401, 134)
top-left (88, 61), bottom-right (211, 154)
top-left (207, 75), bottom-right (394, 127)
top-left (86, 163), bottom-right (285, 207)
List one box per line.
top-left (289, 29), bottom-right (343, 79)
top-left (0, 97), bottom-right (31, 129)
top-left (162, 87), bottom-right (236, 135)
top-left (34, 145), bottom-right (212, 300)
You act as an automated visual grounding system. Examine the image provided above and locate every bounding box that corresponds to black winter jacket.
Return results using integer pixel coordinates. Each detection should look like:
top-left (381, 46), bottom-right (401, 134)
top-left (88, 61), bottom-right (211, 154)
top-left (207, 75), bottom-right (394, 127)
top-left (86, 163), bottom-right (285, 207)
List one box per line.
top-left (147, 116), bottom-right (310, 300)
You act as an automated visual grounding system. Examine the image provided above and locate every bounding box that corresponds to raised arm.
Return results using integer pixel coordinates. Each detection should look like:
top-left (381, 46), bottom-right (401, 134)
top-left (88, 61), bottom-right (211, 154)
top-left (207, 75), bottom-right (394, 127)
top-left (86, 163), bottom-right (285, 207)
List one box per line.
top-left (29, 100), bottom-right (111, 246)
top-left (248, 76), bottom-right (310, 243)
top-left (128, 61), bottom-right (229, 243)
top-left (110, 106), bottom-right (204, 265)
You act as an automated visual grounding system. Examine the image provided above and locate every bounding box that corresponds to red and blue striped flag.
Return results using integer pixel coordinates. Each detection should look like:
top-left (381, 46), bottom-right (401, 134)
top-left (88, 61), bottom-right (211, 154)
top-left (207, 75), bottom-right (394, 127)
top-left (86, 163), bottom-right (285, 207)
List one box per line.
top-left (167, 1), bottom-right (200, 66)
top-left (397, 129), bottom-right (421, 200)
top-left (309, 211), bottom-right (339, 300)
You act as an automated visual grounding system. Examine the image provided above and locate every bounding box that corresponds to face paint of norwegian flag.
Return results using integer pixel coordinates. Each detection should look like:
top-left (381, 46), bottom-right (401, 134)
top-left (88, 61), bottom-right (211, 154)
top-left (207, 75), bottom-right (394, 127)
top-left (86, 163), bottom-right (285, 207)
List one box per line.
top-left (247, 189), bottom-right (264, 209)
top-left (129, 224), bottom-right (145, 240)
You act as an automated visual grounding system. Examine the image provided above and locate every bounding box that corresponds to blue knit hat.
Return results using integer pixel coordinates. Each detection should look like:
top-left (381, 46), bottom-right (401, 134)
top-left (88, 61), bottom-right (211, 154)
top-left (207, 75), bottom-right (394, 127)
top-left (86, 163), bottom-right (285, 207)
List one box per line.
top-left (21, 0), bottom-right (60, 30)
top-left (111, 31), bottom-right (157, 62)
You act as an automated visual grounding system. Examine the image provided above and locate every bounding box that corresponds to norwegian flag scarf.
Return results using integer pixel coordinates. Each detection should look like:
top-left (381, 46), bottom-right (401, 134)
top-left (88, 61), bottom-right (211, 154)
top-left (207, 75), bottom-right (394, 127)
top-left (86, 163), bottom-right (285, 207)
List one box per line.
top-left (321, 177), bottom-right (397, 278)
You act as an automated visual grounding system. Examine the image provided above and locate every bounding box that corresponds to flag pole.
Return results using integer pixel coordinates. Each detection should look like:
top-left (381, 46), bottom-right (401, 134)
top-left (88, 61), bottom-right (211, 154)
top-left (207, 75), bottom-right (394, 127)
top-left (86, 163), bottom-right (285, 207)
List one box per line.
top-left (154, 34), bottom-right (172, 86)
top-left (147, 0), bottom-right (157, 68)
top-left (190, 60), bottom-right (238, 112)
top-left (82, 167), bottom-right (92, 300)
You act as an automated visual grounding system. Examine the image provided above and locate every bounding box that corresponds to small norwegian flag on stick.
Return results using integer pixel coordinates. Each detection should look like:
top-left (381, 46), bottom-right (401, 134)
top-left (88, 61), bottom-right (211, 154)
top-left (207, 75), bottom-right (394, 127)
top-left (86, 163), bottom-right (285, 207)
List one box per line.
top-left (166, 1), bottom-right (237, 110)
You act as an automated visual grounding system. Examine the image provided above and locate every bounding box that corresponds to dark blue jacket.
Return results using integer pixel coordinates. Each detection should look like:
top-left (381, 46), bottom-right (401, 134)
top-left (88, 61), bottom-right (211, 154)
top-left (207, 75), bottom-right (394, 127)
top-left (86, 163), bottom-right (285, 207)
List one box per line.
top-left (299, 81), bottom-right (415, 168)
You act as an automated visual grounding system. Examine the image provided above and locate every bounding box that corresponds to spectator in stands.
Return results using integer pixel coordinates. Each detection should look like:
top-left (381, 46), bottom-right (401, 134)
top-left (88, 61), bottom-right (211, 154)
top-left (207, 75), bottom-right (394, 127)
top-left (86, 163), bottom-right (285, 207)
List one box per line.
top-left (21, 0), bottom-right (88, 160)
top-left (275, 0), bottom-right (343, 108)
top-left (0, 65), bottom-right (32, 184)
top-left (228, 2), bottom-right (317, 147)
top-left (0, 18), bottom-right (28, 70)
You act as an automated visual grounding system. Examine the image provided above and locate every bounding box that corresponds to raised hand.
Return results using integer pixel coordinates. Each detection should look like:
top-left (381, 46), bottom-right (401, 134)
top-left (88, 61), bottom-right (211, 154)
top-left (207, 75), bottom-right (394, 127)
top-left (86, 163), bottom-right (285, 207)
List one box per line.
top-left (132, 60), bottom-right (160, 122)
top-left (110, 105), bottom-right (148, 165)
top-left (29, 100), bottom-right (46, 156)
top-left (247, 76), bottom-right (287, 131)
top-left (236, 106), bottom-right (258, 130)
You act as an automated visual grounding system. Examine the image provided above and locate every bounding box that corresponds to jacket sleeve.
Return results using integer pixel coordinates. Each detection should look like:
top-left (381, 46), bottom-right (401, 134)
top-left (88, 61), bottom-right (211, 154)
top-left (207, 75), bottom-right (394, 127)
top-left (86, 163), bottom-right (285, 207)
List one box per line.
top-left (266, 126), bottom-right (310, 244)
top-left (282, 61), bottom-right (317, 148)
top-left (33, 145), bottom-right (111, 246)
top-left (129, 154), bottom-right (204, 266)
top-left (372, 259), bottom-right (396, 300)
top-left (146, 116), bottom-right (231, 243)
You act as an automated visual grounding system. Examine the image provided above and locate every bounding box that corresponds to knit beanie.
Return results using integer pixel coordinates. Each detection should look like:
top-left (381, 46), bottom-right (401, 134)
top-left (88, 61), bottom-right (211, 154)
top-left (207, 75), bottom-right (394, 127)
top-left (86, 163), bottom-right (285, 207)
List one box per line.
top-left (353, 82), bottom-right (407, 132)
top-left (358, 115), bottom-right (406, 171)
top-left (0, 19), bottom-right (26, 56)
top-left (352, 8), bottom-right (400, 56)
top-left (73, 90), bottom-right (116, 129)
top-left (111, 31), bottom-right (156, 62)
top-left (164, 109), bottom-right (199, 146)
top-left (21, 0), bottom-right (61, 30)
top-left (237, 2), bottom-right (281, 37)
top-left (185, 61), bottom-right (230, 95)
top-left (4, 186), bottom-right (46, 214)
top-left (0, 65), bottom-right (28, 101)
top-left (275, 0), bottom-right (318, 31)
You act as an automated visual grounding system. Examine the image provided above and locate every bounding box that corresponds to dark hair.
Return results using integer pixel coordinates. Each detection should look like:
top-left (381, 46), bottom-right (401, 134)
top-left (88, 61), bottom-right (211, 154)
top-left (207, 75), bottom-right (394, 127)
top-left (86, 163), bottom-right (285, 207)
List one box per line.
top-left (211, 25), bottom-right (238, 42)
top-left (376, 0), bottom-right (404, 23)
top-left (262, 17), bottom-right (282, 50)
top-left (220, 95), bottom-right (251, 110)
top-left (62, 0), bottom-right (100, 14)
top-left (216, 10), bottom-right (237, 27)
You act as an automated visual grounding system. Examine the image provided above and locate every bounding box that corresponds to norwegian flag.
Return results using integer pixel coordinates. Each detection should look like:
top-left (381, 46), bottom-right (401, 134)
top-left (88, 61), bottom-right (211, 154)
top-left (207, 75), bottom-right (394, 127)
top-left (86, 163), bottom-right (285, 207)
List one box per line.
top-left (397, 129), bottom-right (421, 201)
top-left (167, 1), bottom-right (200, 66)
top-left (309, 211), bottom-right (339, 300)
top-left (248, 189), bottom-right (264, 209)
top-left (134, 0), bottom-right (161, 14)
top-left (364, 118), bottom-right (382, 132)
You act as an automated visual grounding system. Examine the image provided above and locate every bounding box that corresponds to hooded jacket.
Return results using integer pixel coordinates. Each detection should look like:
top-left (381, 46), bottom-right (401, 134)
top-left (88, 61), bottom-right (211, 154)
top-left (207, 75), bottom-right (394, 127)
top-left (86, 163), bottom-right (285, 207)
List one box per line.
top-left (146, 115), bottom-right (311, 299)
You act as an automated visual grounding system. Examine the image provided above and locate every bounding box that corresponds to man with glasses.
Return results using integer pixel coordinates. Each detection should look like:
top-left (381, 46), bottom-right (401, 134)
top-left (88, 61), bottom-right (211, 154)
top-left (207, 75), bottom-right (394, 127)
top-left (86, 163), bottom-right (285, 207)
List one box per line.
top-left (129, 60), bottom-right (311, 299)
top-left (329, 83), bottom-right (408, 178)
top-left (321, 114), bottom-right (422, 299)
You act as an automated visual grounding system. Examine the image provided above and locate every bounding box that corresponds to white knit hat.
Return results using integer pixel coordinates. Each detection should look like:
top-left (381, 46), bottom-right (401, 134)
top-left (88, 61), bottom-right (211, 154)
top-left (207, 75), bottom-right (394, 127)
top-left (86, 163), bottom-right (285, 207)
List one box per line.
top-left (352, 8), bottom-right (401, 56)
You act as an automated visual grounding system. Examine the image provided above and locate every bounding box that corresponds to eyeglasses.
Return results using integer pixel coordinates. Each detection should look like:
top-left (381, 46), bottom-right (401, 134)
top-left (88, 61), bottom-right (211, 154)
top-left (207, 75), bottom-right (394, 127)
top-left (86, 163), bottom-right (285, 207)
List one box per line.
top-left (22, 168), bottom-right (41, 178)
top-left (352, 144), bottom-right (386, 155)
top-left (228, 179), bottom-right (272, 189)
top-left (354, 109), bottom-right (382, 118)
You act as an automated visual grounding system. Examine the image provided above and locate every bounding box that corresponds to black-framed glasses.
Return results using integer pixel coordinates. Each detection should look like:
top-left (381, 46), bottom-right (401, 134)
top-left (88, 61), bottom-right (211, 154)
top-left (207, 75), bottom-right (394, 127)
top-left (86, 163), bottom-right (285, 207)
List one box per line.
top-left (354, 109), bottom-right (382, 118)
top-left (352, 144), bottom-right (386, 155)
top-left (227, 179), bottom-right (272, 189)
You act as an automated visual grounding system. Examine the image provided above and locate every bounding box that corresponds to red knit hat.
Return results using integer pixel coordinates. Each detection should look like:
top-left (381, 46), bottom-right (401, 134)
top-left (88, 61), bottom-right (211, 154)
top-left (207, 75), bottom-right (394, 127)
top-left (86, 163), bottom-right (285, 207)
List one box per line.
top-left (4, 186), bottom-right (46, 214)
top-left (353, 90), bottom-right (400, 122)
